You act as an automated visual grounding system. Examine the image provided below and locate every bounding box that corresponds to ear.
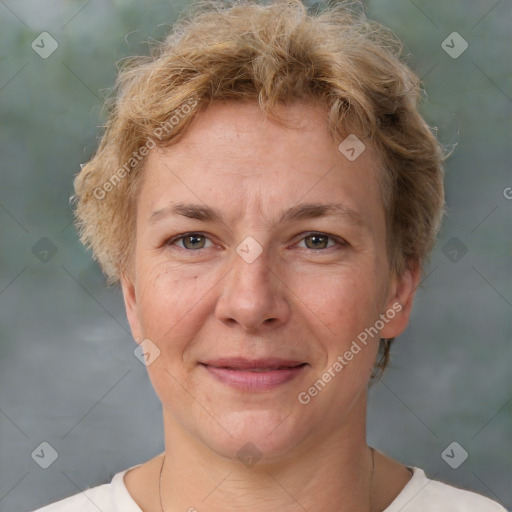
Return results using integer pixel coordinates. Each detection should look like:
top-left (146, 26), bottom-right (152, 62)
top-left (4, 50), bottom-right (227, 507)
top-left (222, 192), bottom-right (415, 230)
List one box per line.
top-left (120, 271), bottom-right (142, 343)
top-left (380, 258), bottom-right (421, 339)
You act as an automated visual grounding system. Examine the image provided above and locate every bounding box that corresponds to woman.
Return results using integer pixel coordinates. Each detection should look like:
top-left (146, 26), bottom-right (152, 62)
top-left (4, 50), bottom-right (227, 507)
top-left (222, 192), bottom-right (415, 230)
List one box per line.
top-left (33, 0), bottom-right (506, 510)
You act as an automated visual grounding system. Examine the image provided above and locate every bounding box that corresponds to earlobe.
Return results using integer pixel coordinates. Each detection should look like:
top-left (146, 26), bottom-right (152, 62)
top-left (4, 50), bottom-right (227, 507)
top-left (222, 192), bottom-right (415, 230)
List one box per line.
top-left (380, 259), bottom-right (421, 339)
top-left (120, 272), bottom-right (142, 343)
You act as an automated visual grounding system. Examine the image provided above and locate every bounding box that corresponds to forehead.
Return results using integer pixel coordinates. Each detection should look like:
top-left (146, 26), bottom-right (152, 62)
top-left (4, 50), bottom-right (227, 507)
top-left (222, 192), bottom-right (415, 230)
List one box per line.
top-left (137, 100), bottom-right (385, 234)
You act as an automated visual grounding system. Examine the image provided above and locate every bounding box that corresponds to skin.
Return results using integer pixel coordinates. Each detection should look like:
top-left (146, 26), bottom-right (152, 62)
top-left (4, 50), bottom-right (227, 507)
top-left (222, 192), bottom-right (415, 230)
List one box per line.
top-left (120, 100), bottom-right (420, 511)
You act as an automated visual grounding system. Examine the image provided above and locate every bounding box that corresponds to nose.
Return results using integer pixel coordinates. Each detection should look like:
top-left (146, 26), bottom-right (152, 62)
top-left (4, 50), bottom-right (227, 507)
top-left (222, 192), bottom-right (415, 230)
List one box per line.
top-left (215, 245), bottom-right (291, 332)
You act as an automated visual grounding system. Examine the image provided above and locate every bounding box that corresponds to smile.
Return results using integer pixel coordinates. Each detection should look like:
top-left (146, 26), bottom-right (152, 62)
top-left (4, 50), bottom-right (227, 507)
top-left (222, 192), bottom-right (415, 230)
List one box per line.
top-left (200, 359), bottom-right (308, 391)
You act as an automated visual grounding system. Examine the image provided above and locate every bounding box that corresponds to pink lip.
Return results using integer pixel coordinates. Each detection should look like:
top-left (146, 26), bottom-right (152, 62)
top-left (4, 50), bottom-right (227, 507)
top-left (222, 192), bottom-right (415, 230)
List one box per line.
top-left (201, 358), bottom-right (308, 391)
top-left (203, 357), bottom-right (305, 370)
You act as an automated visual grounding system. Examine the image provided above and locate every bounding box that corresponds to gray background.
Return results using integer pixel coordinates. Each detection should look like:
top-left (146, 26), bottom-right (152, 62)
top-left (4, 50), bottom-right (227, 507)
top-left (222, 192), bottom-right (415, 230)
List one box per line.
top-left (0, 0), bottom-right (511, 510)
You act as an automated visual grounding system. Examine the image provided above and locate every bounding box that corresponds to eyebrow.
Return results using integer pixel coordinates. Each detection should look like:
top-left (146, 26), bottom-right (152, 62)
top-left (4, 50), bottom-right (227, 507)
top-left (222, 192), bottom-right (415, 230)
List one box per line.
top-left (148, 202), bottom-right (367, 229)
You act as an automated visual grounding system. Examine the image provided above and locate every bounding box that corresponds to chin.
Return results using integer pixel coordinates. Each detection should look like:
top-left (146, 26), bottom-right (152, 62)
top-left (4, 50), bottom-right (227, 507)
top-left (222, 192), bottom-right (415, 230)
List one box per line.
top-left (197, 407), bottom-right (313, 465)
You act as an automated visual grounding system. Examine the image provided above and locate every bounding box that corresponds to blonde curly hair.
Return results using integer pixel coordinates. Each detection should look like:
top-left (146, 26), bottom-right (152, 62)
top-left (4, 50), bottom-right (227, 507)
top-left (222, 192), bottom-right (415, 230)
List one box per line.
top-left (73, 0), bottom-right (445, 378)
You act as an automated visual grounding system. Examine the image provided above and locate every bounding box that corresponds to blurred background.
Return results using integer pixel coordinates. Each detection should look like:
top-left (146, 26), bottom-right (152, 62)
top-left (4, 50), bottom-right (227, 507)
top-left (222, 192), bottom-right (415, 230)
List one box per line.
top-left (0, 0), bottom-right (510, 510)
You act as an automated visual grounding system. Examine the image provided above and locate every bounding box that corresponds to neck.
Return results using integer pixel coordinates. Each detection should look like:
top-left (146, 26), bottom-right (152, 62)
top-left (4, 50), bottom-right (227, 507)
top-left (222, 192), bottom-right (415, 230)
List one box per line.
top-left (159, 402), bottom-right (375, 511)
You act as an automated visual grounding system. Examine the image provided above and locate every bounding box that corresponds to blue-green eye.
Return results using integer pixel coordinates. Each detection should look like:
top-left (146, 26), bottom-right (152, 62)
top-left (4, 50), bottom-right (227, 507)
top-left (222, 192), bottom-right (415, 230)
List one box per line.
top-left (170, 233), bottom-right (213, 250)
top-left (167, 232), bottom-right (345, 251)
top-left (298, 233), bottom-right (341, 250)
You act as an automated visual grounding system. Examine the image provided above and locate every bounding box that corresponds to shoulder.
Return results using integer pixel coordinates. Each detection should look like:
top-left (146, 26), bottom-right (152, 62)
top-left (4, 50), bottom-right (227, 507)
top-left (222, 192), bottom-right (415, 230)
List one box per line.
top-left (386, 467), bottom-right (507, 512)
top-left (30, 465), bottom-right (142, 512)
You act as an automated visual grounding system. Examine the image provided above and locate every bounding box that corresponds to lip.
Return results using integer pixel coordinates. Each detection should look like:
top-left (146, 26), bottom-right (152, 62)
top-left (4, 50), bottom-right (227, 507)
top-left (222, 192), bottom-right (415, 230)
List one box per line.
top-left (203, 357), bottom-right (306, 370)
top-left (200, 358), bottom-right (308, 391)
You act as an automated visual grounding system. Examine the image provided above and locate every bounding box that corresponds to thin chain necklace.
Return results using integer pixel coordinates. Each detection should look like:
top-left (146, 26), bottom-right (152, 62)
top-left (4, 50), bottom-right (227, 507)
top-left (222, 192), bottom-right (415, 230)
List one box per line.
top-left (159, 446), bottom-right (375, 511)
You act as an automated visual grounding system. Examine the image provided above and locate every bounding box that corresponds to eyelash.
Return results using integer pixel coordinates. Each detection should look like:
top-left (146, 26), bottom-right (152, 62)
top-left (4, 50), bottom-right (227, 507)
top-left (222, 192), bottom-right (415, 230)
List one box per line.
top-left (166, 232), bottom-right (348, 251)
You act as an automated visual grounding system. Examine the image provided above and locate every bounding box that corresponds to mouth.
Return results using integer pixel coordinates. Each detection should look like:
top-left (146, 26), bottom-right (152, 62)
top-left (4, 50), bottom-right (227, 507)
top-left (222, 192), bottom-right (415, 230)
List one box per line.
top-left (200, 358), bottom-right (308, 391)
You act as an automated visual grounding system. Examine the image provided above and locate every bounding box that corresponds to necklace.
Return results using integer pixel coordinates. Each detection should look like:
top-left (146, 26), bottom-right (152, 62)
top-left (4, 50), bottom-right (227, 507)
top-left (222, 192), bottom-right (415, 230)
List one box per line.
top-left (159, 446), bottom-right (375, 511)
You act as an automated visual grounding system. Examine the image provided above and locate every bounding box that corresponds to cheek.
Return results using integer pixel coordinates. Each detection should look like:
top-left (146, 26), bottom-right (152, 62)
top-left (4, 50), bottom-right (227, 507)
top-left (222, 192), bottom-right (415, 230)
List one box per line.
top-left (135, 263), bottom-right (208, 344)
top-left (134, 266), bottom-right (210, 398)
top-left (295, 265), bottom-right (382, 341)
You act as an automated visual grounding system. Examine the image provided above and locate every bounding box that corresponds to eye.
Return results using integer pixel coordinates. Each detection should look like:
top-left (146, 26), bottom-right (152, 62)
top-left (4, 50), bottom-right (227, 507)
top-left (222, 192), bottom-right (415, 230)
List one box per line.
top-left (297, 232), bottom-right (345, 250)
top-left (166, 231), bottom-right (346, 252)
top-left (168, 232), bottom-right (214, 250)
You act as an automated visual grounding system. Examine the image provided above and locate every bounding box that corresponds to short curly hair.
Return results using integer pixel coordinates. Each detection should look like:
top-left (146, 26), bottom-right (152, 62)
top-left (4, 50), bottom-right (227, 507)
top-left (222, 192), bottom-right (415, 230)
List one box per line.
top-left (73, 0), bottom-right (446, 379)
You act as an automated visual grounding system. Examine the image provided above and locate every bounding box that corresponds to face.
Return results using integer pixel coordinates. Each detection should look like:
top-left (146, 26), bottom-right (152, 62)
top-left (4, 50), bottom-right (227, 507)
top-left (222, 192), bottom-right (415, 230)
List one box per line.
top-left (121, 100), bottom-right (418, 463)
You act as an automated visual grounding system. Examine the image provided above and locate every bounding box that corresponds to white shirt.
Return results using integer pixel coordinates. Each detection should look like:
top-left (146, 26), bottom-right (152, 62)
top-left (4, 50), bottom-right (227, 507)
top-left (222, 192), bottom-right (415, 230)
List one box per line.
top-left (32, 465), bottom-right (507, 511)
